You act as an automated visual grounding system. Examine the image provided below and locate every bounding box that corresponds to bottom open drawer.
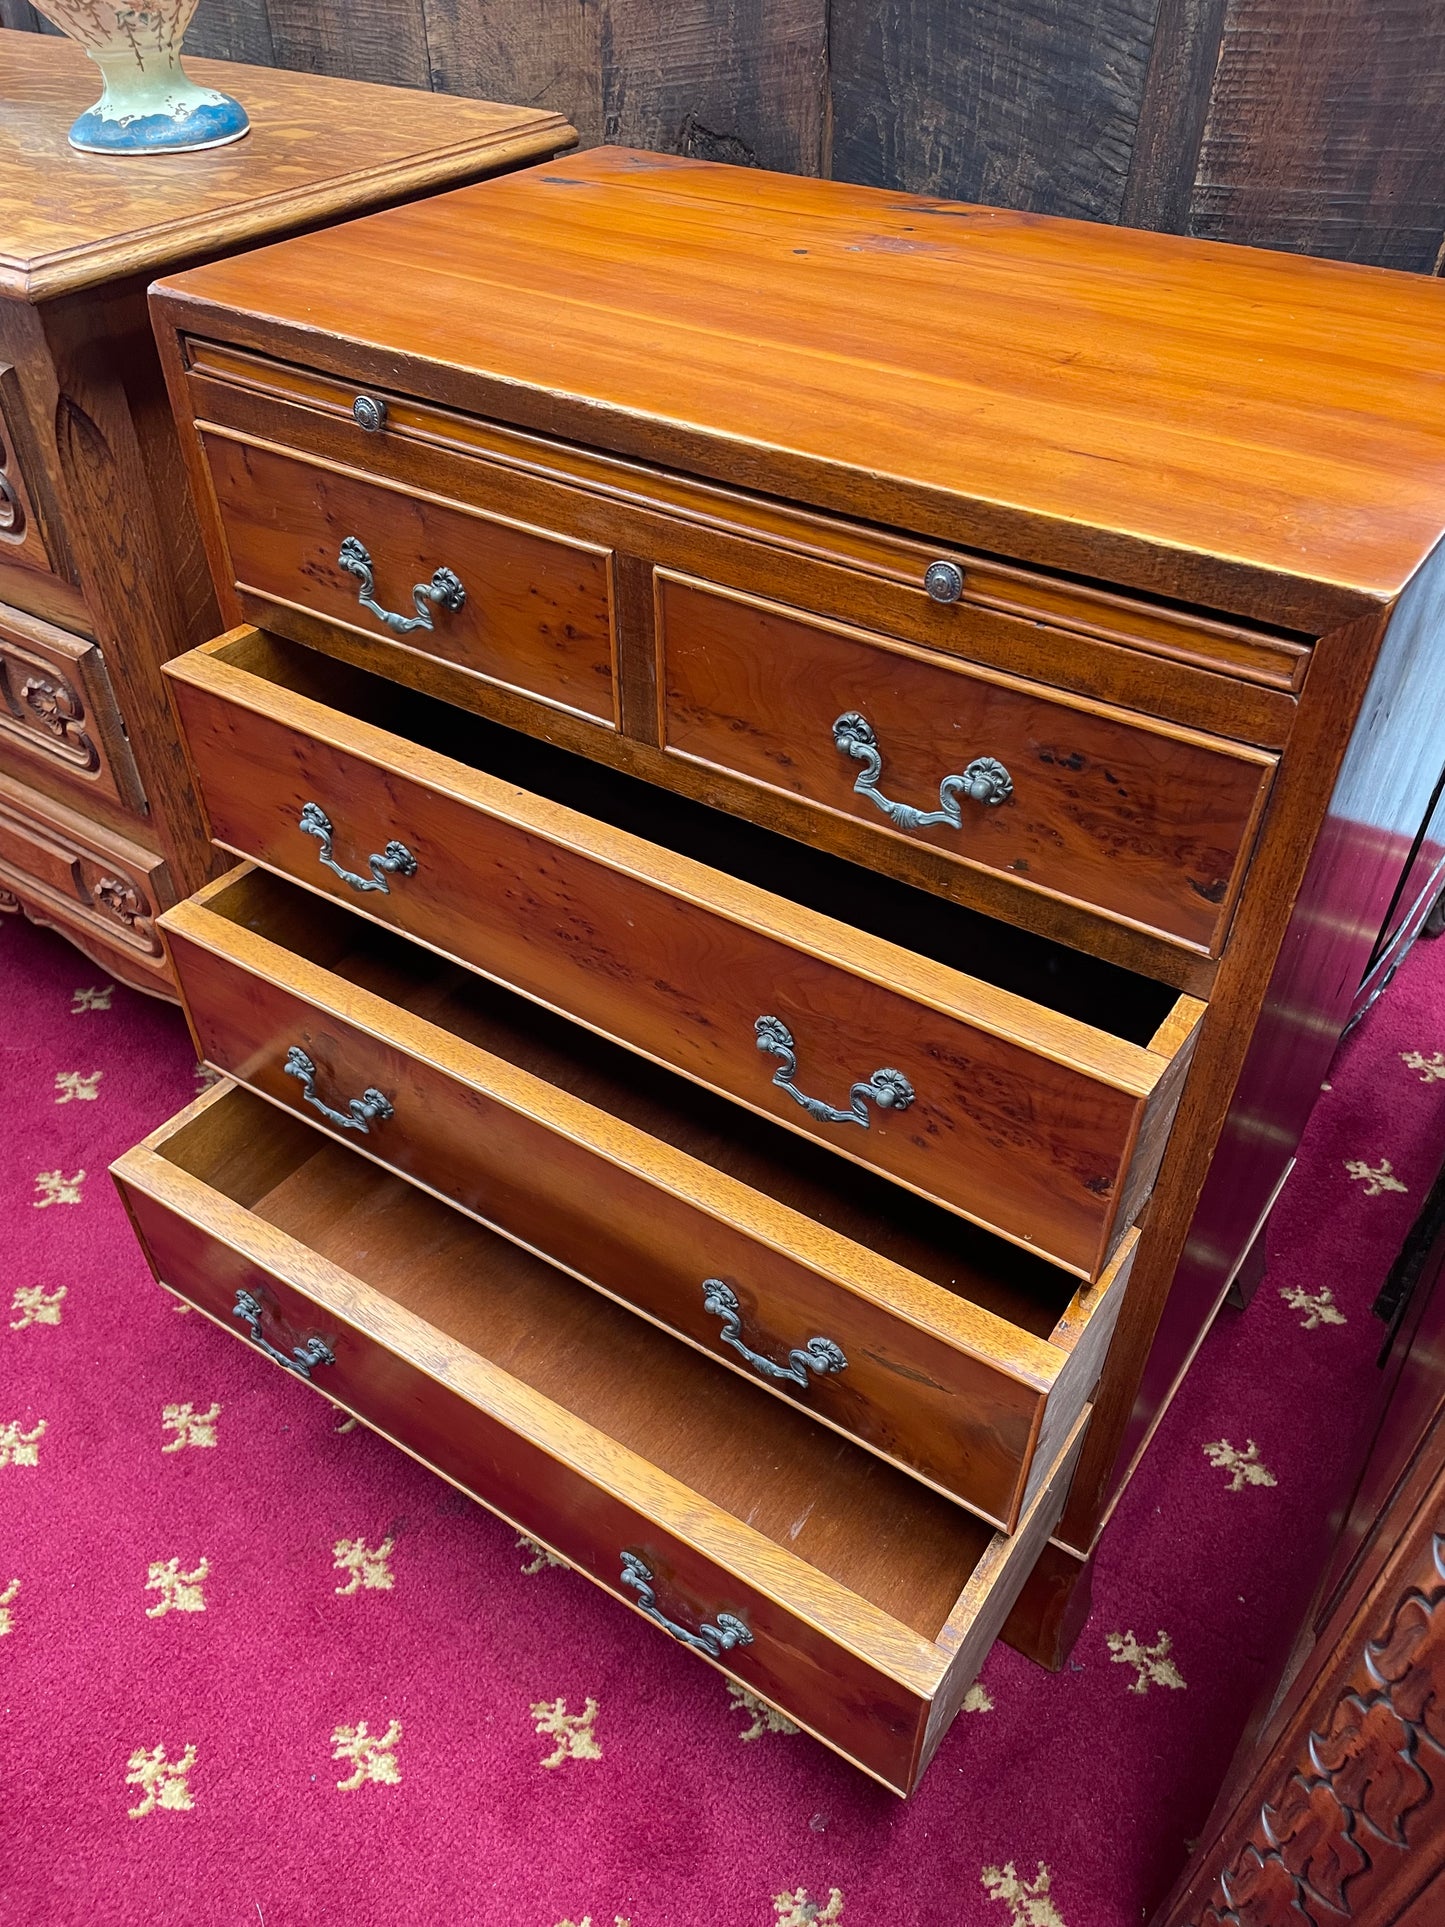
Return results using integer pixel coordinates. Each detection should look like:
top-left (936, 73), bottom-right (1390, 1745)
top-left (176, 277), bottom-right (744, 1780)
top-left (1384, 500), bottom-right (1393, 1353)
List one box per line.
top-left (113, 1082), bottom-right (1088, 1797)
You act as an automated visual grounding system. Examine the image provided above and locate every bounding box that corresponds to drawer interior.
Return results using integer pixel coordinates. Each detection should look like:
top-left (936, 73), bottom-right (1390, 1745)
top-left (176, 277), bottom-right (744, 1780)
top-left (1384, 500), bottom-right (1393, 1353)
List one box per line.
top-left (217, 628), bottom-right (1181, 1045)
top-left (156, 1086), bottom-right (999, 1637)
top-left (205, 864), bottom-right (1083, 1341)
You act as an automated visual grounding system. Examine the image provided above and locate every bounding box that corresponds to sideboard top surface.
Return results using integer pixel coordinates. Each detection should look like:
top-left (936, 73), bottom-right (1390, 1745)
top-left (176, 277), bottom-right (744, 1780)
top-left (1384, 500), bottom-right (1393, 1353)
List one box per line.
top-left (0, 29), bottom-right (574, 304)
top-left (155, 146), bottom-right (1445, 633)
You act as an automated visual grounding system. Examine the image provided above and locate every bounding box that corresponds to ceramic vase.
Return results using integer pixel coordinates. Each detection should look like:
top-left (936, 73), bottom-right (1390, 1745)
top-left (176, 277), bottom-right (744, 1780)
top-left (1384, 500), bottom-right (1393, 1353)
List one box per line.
top-left (33, 1), bottom-right (250, 155)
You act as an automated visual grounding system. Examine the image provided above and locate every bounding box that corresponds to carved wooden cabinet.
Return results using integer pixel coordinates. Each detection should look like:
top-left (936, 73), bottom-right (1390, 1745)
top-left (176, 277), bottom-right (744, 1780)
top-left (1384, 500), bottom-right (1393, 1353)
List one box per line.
top-left (0, 29), bottom-right (573, 994)
top-left (109, 150), bottom-right (1445, 1792)
top-left (1159, 1161), bottom-right (1445, 1925)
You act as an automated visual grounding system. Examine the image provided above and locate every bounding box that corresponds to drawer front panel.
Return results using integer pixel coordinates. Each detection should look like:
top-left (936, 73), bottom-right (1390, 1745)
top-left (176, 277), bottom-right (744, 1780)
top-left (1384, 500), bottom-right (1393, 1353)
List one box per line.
top-left (0, 769), bottom-right (169, 964)
top-left (177, 352), bottom-right (1298, 985)
top-left (0, 606), bottom-right (144, 811)
top-left (169, 653), bottom-right (1188, 1279)
top-left (117, 1166), bottom-right (936, 1792)
top-left (657, 574), bottom-right (1276, 954)
top-left (199, 430), bottom-right (618, 726)
top-left (164, 895), bottom-right (1091, 1529)
top-left (183, 340), bottom-right (1311, 705)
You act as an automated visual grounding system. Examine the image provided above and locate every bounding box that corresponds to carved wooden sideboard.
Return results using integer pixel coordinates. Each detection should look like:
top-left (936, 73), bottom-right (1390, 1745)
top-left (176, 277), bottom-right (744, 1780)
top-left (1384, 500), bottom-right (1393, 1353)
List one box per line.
top-left (1158, 1160), bottom-right (1445, 1925)
top-left (0, 29), bottom-right (573, 995)
top-left (106, 150), bottom-right (1445, 1792)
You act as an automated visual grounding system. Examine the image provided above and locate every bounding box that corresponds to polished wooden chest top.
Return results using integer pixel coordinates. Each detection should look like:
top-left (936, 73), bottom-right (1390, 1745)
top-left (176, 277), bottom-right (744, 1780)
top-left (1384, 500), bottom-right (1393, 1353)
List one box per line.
top-left (154, 144), bottom-right (1445, 630)
top-left (130, 150), bottom-right (1445, 1793)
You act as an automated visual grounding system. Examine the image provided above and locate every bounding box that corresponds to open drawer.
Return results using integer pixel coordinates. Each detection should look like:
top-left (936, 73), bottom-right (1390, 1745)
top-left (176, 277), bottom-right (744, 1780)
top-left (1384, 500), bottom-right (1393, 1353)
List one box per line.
top-left (161, 862), bottom-right (1135, 1532)
top-left (165, 629), bottom-right (1205, 1281)
top-left (113, 1083), bottom-right (1091, 1797)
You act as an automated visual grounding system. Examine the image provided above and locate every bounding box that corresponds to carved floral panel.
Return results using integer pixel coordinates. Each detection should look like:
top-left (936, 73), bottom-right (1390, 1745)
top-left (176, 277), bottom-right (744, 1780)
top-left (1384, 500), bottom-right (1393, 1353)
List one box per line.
top-left (0, 624), bottom-right (143, 809)
top-left (1182, 1530), bottom-right (1445, 1925)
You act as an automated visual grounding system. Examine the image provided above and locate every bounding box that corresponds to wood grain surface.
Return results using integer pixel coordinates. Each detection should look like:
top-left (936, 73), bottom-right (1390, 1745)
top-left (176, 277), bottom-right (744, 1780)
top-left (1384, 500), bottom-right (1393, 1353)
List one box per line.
top-left (1120, 0), bottom-right (1230, 231)
top-left (169, 344), bottom-right (1299, 982)
top-left (0, 599), bottom-right (144, 812)
top-left (165, 629), bottom-right (1200, 1279)
top-left (151, 147), bottom-right (1445, 629)
top-left (0, 28), bottom-right (575, 299)
top-left (0, 360), bottom-right (61, 582)
top-left (829, 0), bottom-right (1161, 222)
top-left (0, 765), bottom-right (172, 989)
top-left (182, 338), bottom-right (1310, 715)
top-left (655, 571), bottom-right (1276, 953)
top-left (1190, 0), bottom-right (1445, 271)
top-left (421, 0), bottom-right (827, 175)
top-left (160, 861), bottom-right (1132, 1529)
top-left (0, 23), bottom-right (576, 993)
top-left (14, 0), bottom-right (1441, 269)
top-left (112, 1081), bottom-right (1088, 1795)
top-left (200, 430), bottom-right (618, 726)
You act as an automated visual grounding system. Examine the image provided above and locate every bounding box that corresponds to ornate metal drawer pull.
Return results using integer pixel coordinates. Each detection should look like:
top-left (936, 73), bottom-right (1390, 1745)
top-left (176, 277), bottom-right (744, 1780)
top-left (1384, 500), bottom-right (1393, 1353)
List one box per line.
top-left (833, 712), bottom-right (1013, 832)
top-left (231, 1289), bottom-right (335, 1381)
top-left (755, 1014), bottom-right (914, 1129)
top-left (337, 535), bottom-right (466, 635)
top-left (620, 1553), bottom-right (753, 1659)
top-left (283, 1046), bottom-right (393, 1134)
top-left (351, 394), bottom-right (387, 433)
top-left (702, 1280), bottom-right (847, 1387)
top-left (298, 801), bottom-right (417, 895)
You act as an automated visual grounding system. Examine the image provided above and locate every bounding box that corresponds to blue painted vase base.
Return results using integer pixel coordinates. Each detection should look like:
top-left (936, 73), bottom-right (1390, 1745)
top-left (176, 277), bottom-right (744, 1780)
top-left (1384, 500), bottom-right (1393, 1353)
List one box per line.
top-left (69, 95), bottom-right (250, 155)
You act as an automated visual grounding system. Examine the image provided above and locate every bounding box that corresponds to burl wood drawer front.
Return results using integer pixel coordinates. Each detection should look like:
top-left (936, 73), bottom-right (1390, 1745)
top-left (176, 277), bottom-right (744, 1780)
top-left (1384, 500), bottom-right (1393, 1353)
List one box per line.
top-left (166, 631), bottom-right (1204, 1282)
top-left (197, 429), bottom-right (618, 727)
top-left (113, 1083), bottom-right (1089, 1796)
top-left (176, 341), bottom-right (1300, 988)
top-left (161, 864), bottom-right (1135, 1531)
top-left (657, 575), bottom-right (1277, 955)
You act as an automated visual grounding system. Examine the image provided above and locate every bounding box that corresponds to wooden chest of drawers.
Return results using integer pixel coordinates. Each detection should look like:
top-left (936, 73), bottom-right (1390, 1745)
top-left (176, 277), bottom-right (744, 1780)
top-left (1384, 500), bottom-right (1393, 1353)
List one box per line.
top-left (114, 148), bottom-right (1445, 1792)
top-left (0, 30), bottom-right (572, 996)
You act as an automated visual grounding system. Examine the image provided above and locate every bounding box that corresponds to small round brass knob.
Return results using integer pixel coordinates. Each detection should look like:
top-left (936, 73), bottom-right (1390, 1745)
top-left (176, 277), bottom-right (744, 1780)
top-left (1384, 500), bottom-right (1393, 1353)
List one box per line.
top-left (924, 560), bottom-right (964, 603)
top-left (352, 394), bottom-right (388, 433)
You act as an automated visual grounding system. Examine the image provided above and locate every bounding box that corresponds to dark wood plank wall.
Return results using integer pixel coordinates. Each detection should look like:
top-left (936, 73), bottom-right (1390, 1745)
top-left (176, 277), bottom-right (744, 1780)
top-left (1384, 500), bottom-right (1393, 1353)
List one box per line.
top-left (6, 0), bottom-right (1442, 268)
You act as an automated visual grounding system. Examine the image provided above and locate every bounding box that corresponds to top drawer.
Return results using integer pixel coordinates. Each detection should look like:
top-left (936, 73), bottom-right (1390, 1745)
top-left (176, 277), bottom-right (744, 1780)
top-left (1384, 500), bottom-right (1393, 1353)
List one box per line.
top-left (175, 341), bottom-right (1298, 972)
top-left (198, 431), bottom-right (618, 728)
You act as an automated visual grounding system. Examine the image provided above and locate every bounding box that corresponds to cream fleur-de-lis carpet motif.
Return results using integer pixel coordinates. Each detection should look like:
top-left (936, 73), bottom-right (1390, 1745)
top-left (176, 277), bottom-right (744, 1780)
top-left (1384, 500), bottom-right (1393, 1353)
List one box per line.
top-left (3, 906), bottom-right (1442, 1926)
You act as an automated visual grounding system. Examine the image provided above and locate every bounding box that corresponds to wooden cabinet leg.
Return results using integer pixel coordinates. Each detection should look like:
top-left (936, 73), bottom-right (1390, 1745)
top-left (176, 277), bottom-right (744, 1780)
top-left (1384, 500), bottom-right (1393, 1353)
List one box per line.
top-left (1000, 1537), bottom-right (1096, 1671)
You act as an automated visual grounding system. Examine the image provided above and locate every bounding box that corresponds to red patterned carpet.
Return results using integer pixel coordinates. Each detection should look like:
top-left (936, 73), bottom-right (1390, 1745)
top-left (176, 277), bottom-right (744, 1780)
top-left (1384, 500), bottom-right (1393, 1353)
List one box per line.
top-left (4, 905), bottom-right (1445, 1927)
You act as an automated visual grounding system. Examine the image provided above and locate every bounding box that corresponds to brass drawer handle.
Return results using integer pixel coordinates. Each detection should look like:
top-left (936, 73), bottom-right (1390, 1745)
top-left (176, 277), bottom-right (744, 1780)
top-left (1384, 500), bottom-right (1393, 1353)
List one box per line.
top-left (834, 712), bottom-right (1013, 831)
top-left (337, 535), bottom-right (466, 635)
top-left (284, 1046), bottom-right (393, 1135)
top-left (620, 1553), bottom-right (753, 1659)
top-left (755, 1014), bottom-right (914, 1129)
top-left (351, 394), bottom-right (387, 432)
top-left (298, 801), bottom-right (417, 896)
top-left (231, 1289), bottom-right (335, 1381)
top-left (702, 1279), bottom-right (847, 1386)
